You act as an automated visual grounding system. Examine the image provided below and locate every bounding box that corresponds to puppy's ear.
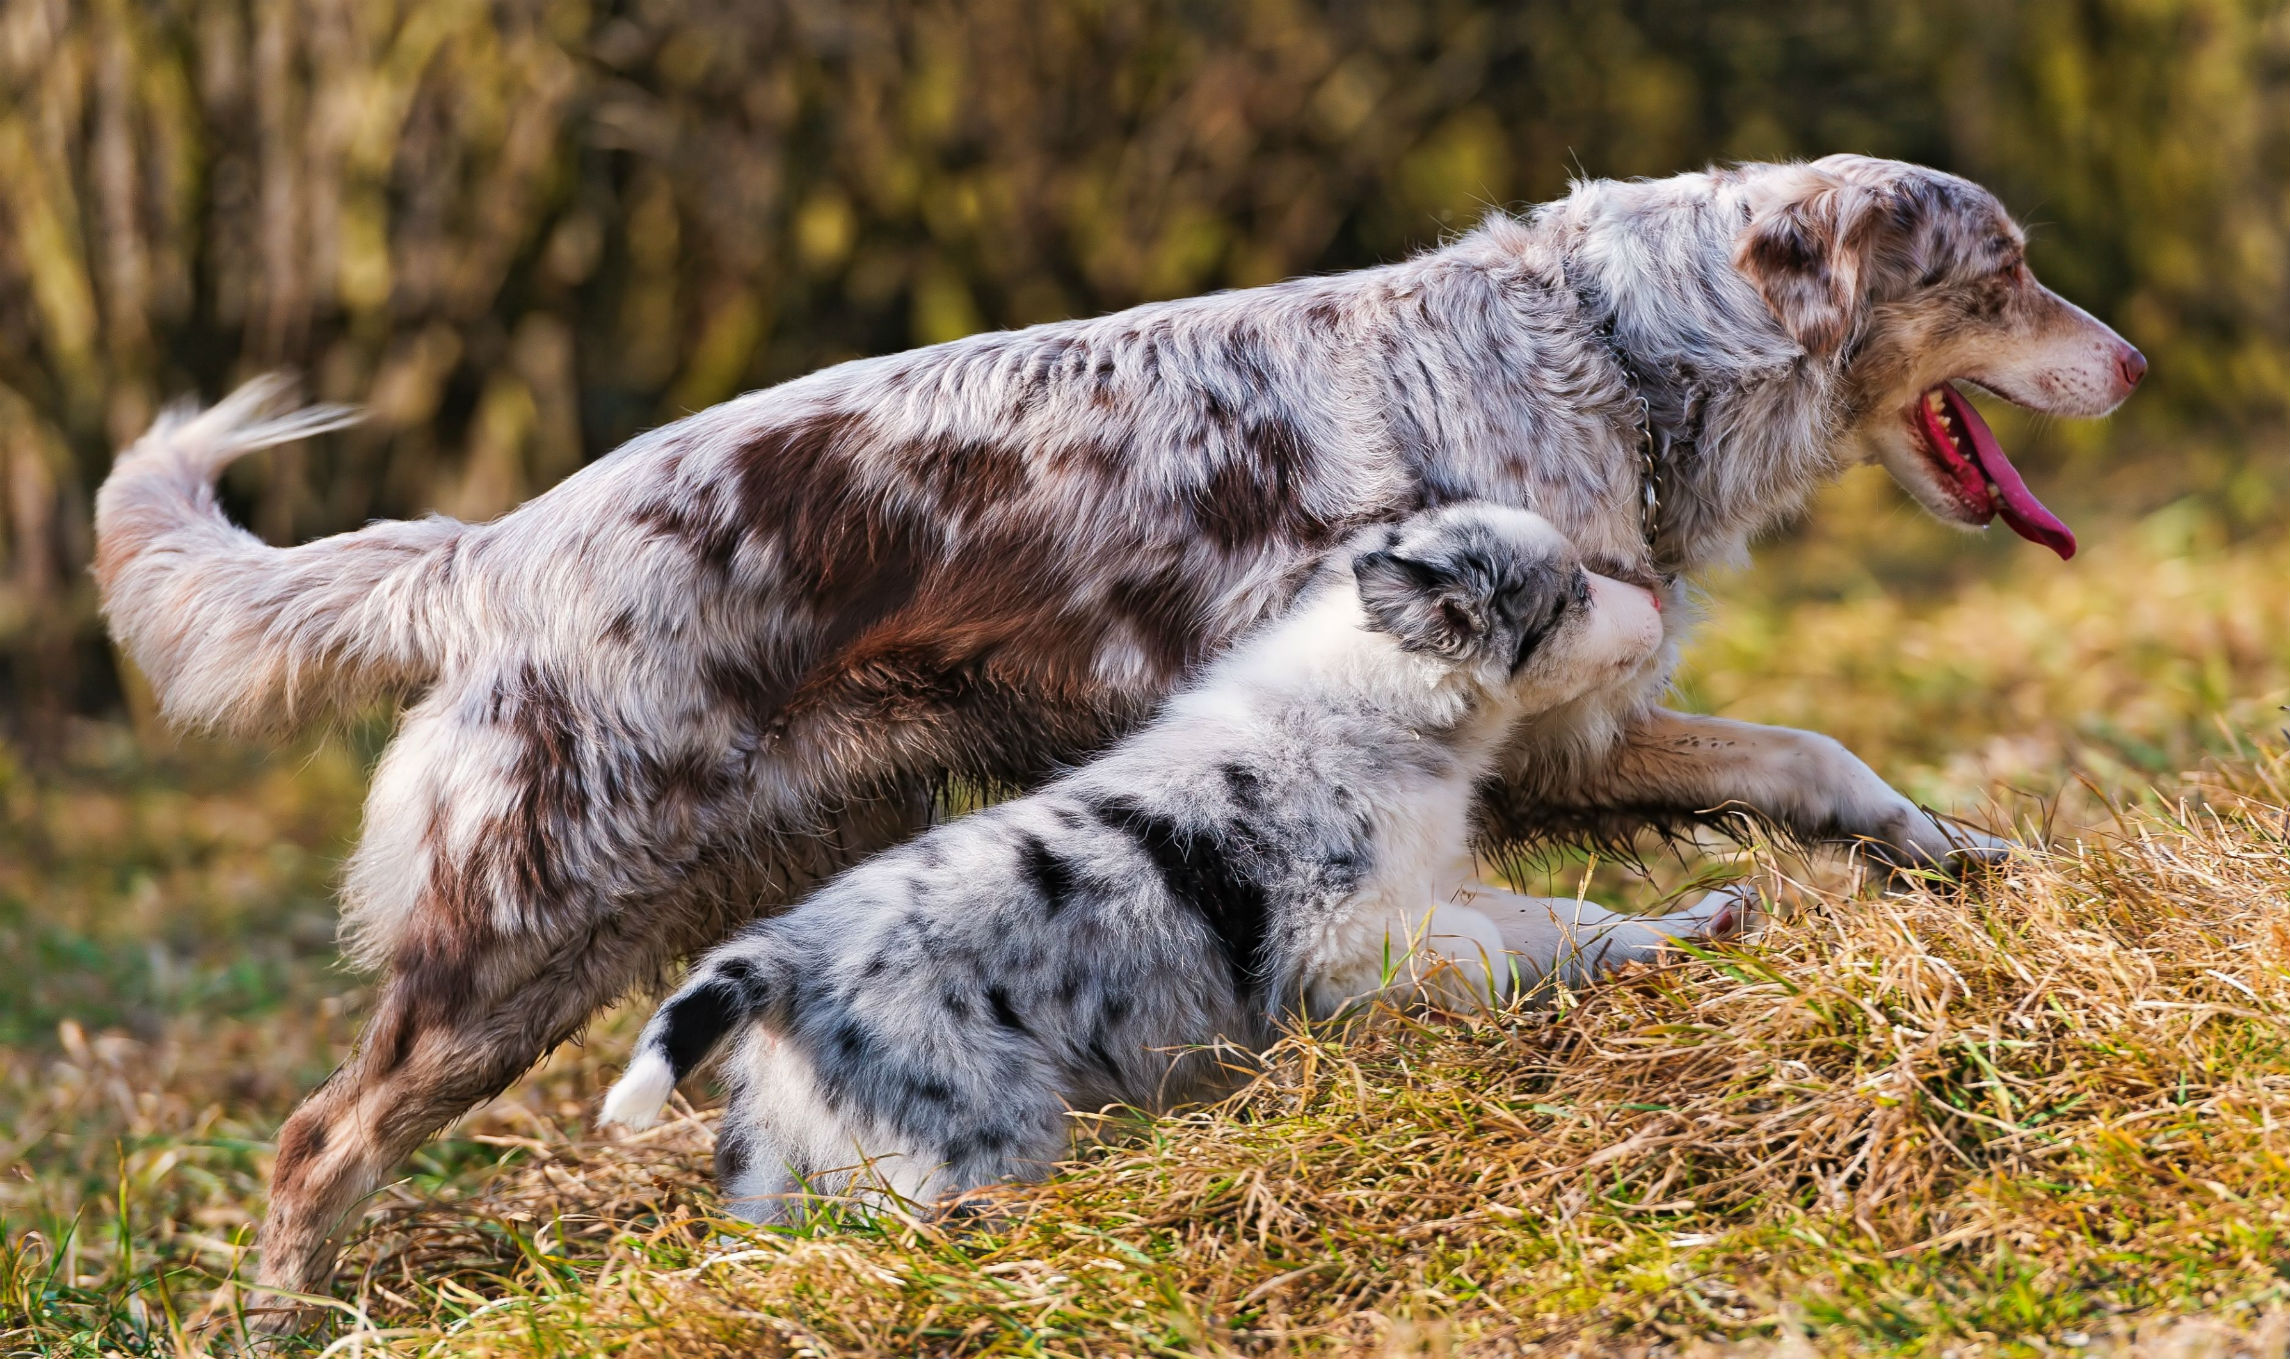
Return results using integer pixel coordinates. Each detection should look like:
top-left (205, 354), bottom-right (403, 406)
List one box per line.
top-left (1354, 549), bottom-right (1488, 660)
top-left (1736, 169), bottom-right (1891, 360)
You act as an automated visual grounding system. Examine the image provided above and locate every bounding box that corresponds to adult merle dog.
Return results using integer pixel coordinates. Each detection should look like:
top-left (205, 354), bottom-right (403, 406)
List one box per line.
top-left (94, 154), bottom-right (2143, 1308)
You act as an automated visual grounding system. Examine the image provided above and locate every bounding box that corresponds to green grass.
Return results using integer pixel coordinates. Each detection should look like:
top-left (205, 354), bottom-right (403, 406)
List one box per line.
top-left (11, 470), bottom-right (2290, 1356)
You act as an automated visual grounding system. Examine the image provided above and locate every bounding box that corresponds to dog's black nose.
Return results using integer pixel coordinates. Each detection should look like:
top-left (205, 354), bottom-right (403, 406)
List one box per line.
top-left (2117, 345), bottom-right (2148, 389)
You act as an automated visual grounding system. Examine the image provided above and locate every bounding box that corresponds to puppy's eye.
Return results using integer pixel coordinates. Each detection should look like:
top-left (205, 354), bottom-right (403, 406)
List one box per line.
top-left (1541, 573), bottom-right (1579, 633)
top-left (1545, 576), bottom-right (1579, 630)
top-left (1511, 572), bottom-right (1580, 672)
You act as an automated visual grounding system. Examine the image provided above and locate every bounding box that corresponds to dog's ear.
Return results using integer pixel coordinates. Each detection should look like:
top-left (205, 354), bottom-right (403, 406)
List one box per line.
top-left (1735, 168), bottom-right (1894, 360)
top-left (1354, 548), bottom-right (1490, 660)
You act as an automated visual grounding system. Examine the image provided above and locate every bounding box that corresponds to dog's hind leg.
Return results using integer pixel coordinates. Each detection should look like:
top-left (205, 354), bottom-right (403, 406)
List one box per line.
top-left (249, 910), bottom-right (657, 1327)
top-left (248, 784), bottom-right (930, 1330)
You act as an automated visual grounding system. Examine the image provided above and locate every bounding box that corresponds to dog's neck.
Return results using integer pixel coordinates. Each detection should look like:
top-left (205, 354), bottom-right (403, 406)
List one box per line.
top-left (1582, 308), bottom-right (1695, 569)
top-left (1534, 181), bottom-right (1848, 575)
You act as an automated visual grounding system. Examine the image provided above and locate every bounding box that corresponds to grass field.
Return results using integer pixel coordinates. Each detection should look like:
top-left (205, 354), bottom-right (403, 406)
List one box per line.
top-left (9, 461), bottom-right (2290, 1357)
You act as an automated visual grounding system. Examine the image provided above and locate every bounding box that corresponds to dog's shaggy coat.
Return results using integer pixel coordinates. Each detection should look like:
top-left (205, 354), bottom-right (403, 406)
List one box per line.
top-left (601, 504), bottom-right (1732, 1219)
top-left (91, 154), bottom-right (2143, 1306)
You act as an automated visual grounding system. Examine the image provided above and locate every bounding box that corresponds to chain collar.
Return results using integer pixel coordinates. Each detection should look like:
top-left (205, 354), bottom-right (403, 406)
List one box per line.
top-left (1592, 316), bottom-right (1698, 578)
top-left (1625, 388), bottom-right (1661, 555)
top-left (1559, 260), bottom-right (1702, 577)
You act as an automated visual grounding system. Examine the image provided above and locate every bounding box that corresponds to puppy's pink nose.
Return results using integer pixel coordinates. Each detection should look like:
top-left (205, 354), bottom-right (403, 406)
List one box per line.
top-left (2116, 345), bottom-right (2147, 389)
top-left (1589, 572), bottom-right (1661, 621)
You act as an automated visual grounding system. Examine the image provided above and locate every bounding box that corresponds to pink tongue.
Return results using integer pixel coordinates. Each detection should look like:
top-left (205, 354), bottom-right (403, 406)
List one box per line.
top-left (1949, 389), bottom-right (2077, 560)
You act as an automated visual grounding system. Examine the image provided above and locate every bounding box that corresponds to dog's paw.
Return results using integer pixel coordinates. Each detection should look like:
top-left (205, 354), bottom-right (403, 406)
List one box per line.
top-left (1862, 809), bottom-right (2015, 888)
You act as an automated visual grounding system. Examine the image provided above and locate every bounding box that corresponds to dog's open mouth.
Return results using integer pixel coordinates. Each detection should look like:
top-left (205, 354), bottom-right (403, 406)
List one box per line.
top-left (1914, 382), bottom-right (2076, 559)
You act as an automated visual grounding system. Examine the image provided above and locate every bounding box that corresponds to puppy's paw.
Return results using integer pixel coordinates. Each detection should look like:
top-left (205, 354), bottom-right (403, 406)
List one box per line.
top-left (1700, 882), bottom-right (1763, 940)
top-left (1665, 881), bottom-right (1763, 943)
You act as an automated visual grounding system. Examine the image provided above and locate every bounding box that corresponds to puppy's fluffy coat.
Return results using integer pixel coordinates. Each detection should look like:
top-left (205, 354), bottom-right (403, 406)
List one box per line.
top-left (604, 503), bottom-right (1732, 1218)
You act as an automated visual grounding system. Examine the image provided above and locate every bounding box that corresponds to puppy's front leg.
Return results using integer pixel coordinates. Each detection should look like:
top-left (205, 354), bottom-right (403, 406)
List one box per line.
top-left (1460, 883), bottom-right (1758, 995)
top-left (1498, 708), bottom-right (2006, 878)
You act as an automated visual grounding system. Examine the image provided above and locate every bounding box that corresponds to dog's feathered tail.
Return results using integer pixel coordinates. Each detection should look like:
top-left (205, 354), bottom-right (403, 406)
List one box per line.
top-left (602, 943), bottom-right (791, 1131)
top-left (94, 375), bottom-right (471, 737)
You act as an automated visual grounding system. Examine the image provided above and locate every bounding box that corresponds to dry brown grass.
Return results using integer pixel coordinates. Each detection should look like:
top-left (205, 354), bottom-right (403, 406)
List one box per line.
top-left (210, 751), bottom-right (2289, 1358)
top-left (11, 486), bottom-right (2290, 1356)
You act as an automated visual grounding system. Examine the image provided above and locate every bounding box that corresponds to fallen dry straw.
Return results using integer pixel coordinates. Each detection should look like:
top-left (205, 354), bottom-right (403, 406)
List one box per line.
top-left (311, 749), bottom-right (2290, 1357)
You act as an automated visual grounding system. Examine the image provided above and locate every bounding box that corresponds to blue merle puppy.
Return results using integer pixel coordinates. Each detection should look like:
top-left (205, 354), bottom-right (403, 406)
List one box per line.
top-left (603, 502), bottom-right (1741, 1219)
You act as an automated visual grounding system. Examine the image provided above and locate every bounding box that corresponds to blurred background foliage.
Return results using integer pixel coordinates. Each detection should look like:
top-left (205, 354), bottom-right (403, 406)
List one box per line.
top-left (0, 0), bottom-right (2287, 741)
top-left (9, 11), bottom-right (2290, 1343)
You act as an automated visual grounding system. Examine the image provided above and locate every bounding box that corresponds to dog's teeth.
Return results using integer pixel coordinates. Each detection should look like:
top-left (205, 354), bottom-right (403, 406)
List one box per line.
top-left (1926, 390), bottom-right (1947, 414)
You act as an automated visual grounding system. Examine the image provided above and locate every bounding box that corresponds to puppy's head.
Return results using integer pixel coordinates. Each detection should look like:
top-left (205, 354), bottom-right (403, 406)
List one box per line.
top-left (1732, 155), bottom-right (2145, 560)
top-left (1351, 504), bottom-right (1662, 710)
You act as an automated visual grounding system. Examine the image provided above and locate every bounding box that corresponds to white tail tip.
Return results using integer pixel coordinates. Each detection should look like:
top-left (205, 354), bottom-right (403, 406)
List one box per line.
top-left (600, 1049), bottom-right (677, 1131)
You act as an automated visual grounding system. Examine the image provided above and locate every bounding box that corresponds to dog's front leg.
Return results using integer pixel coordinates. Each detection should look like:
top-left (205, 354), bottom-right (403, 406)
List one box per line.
top-left (1492, 708), bottom-right (2007, 878)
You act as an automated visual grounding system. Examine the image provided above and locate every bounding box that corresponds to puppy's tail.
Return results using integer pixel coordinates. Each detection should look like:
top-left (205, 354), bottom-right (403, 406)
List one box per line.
top-left (94, 375), bottom-right (471, 737)
top-left (602, 945), bottom-right (790, 1131)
